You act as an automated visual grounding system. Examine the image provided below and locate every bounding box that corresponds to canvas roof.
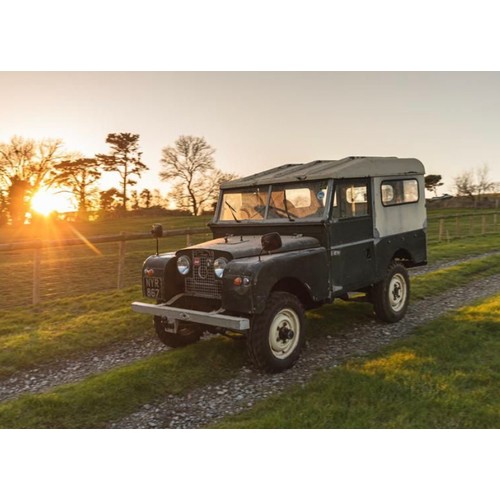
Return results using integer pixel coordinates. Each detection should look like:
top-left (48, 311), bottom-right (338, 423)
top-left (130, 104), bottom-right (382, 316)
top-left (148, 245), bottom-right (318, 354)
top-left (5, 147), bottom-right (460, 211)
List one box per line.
top-left (222, 156), bottom-right (425, 189)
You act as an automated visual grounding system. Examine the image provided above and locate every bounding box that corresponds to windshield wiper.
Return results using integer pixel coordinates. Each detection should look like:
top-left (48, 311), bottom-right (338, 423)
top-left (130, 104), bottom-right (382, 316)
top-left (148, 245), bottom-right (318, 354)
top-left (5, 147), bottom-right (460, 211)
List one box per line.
top-left (282, 191), bottom-right (295, 221)
top-left (224, 201), bottom-right (241, 223)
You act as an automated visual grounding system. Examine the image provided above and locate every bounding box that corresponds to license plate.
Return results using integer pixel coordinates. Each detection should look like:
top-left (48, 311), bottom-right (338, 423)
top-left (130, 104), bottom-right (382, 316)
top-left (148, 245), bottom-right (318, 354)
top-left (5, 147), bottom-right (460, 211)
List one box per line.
top-left (145, 277), bottom-right (162, 298)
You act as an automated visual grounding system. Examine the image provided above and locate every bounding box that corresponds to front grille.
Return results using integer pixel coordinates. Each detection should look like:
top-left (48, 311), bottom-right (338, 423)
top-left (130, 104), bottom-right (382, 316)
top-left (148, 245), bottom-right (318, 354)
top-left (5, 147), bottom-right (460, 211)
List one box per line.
top-left (185, 250), bottom-right (222, 298)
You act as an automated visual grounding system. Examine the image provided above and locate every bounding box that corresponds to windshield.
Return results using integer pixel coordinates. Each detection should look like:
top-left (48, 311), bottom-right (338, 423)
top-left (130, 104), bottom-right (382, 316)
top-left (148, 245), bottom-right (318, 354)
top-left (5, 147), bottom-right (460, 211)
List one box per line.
top-left (218, 180), bottom-right (329, 222)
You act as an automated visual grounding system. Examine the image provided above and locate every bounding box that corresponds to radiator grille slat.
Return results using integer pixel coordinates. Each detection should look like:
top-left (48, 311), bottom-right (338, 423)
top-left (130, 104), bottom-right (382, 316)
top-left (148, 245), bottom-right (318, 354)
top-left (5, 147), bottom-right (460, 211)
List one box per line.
top-left (185, 250), bottom-right (222, 298)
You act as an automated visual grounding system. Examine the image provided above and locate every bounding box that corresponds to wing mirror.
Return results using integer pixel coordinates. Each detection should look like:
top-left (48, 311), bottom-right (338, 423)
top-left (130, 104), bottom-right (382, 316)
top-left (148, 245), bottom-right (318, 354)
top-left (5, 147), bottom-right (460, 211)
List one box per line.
top-left (151, 224), bottom-right (163, 255)
top-left (151, 224), bottom-right (163, 238)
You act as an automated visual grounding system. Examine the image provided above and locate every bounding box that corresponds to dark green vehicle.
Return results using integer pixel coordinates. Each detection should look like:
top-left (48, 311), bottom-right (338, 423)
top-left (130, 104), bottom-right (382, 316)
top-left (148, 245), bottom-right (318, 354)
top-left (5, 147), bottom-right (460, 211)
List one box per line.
top-left (132, 156), bottom-right (427, 372)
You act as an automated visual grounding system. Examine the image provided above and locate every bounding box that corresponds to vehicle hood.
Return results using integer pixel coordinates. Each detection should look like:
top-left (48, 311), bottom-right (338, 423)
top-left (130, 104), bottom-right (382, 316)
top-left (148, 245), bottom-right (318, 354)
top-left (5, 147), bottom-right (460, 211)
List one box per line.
top-left (178, 234), bottom-right (321, 259)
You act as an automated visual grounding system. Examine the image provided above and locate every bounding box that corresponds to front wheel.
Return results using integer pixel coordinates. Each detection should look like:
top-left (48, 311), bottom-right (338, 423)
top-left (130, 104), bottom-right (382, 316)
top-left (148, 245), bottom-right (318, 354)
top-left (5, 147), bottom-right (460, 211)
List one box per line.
top-left (372, 262), bottom-right (410, 323)
top-left (246, 292), bottom-right (305, 373)
top-left (154, 316), bottom-right (203, 348)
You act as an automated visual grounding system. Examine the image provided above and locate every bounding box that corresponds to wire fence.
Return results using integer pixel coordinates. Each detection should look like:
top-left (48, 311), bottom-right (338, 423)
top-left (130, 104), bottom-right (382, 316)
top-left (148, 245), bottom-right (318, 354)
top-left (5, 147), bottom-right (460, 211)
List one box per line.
top-left (0, 227), bottom-right (210, 310)
top-left (1, 212), bottom-right (500, 310)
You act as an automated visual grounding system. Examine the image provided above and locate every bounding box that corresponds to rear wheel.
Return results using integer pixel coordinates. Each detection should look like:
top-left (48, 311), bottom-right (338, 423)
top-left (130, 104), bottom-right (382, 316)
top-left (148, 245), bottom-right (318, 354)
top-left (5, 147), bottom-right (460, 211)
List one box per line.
top-left (154, 316), bottom-right (203, 348)
top-left (372, 262), bottom-right (410, 323)
top-left (246, 292), bottom-right (305, 373)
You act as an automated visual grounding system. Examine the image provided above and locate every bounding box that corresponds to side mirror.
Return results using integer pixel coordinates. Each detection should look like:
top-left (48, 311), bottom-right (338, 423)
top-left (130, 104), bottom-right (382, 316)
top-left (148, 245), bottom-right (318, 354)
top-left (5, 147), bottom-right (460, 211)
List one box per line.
top-left (151, 224), bottom-right (163, 238)
top-left (261, 232), bottom-right (282, 253)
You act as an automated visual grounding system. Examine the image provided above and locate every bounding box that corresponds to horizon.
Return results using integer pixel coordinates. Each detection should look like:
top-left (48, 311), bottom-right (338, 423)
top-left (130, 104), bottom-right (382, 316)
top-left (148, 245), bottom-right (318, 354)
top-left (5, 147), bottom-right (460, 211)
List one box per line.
top-left (1, 72), bottom-right (500, 213)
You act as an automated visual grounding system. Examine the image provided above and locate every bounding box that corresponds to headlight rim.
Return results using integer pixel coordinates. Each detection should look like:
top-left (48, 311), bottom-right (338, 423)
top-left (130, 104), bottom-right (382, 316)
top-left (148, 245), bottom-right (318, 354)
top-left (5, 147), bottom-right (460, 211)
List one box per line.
top-left (176, 255), bottom-right (191, 276)
top-left (213, 257), bottom-right (229, 278)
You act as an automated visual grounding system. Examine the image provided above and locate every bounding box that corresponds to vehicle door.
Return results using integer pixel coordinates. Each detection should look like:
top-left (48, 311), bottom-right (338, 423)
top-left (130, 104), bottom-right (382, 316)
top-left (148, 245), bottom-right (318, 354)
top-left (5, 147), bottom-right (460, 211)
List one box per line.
top-left (329, 178), bottom-right (374, 291)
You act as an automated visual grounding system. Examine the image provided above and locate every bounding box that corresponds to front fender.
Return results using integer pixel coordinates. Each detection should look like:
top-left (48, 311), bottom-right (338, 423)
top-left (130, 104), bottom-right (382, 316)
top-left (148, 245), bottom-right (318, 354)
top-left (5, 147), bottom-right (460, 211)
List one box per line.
top-left (222, 247), bottom-right (329, 314)
top-left (141, 252), bottom-right (183, 301)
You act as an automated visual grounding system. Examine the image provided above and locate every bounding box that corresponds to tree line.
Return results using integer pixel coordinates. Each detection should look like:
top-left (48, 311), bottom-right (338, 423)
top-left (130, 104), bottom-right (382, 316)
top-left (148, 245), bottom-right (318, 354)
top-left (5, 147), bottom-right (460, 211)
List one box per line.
top-left (0, 133), bottom-right (236, 225)
top-left (425, 165), bottom-right (498, 203)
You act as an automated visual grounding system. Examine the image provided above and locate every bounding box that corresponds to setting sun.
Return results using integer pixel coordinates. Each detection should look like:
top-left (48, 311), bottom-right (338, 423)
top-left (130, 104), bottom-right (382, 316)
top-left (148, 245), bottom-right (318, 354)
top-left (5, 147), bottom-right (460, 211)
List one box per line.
top-left (31, 189), bottom-right (75, 216)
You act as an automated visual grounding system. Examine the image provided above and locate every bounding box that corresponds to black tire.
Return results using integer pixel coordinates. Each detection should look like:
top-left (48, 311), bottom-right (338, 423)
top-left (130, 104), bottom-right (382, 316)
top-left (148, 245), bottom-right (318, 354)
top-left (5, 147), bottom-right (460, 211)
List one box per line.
top-left (372, 262), bottom-right (410, 323)
top-left (246, 291), bottom-right (305, 373)
top-left (154, 316), bottom-right (203, 348)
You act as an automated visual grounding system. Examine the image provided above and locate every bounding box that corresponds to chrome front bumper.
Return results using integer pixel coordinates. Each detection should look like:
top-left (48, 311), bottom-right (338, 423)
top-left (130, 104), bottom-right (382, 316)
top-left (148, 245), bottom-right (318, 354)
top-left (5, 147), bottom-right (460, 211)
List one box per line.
top-left (131, 301), bottom-right (250, 332)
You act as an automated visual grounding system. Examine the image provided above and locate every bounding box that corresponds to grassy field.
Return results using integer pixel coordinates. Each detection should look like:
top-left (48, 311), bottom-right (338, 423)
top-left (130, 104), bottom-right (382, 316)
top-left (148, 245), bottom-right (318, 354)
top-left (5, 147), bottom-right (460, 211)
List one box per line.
top-left (0, 286), bottom-right (151, 377)
top-left (1, 208), bottom-right (500, 310)
top-left (0, 215), bottom-right (212, 309)
top-left (1, 253), bottom-right (500, 428)
top-left (212, 293), bottom-right (500, 428)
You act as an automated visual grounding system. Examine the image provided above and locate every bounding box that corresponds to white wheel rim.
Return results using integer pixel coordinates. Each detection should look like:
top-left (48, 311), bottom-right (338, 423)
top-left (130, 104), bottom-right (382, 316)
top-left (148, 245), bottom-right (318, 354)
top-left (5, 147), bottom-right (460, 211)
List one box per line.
top-left (268, 307), bottom-right (300, 359)
top-left (389, 273), bottom-right (407, 312)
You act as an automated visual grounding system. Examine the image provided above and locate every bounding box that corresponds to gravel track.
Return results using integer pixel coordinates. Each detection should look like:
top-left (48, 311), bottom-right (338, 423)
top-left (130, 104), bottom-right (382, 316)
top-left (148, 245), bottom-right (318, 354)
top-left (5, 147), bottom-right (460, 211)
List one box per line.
top-left (1, 251), bottom-right (500, 423)
top-left (112, 273), bottom-right (500, 428)
top-left (409, 250), bottom-right (500, 276)
top-left (0, 336), bottom-right (169, 402)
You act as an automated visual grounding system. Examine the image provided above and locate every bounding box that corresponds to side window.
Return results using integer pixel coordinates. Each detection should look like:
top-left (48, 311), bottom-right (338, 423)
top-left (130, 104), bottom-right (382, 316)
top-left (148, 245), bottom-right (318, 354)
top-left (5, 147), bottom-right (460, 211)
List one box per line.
top-left (332, 180), bottom-right (370, 219)
top-left (381, 179), bottom-right (419, 206)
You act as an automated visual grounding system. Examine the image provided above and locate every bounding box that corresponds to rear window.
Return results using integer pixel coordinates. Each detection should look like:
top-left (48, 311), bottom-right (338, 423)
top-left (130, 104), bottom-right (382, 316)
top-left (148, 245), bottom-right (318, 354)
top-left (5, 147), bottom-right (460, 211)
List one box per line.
top-left (381, 179), bottom-right (419, 206)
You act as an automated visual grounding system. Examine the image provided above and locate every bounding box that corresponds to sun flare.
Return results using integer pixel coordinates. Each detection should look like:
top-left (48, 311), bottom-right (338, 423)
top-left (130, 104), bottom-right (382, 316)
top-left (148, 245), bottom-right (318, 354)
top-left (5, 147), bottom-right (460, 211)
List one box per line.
top-left (31, 189), bottom-right (75, 216)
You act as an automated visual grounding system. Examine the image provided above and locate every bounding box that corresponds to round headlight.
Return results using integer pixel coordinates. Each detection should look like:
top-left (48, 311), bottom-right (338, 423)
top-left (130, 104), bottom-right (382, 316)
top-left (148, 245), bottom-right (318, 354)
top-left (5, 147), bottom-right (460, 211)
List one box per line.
top-left (213, 257), bottom-right (228, 278)
top-left (177, 255), bottom-right (191, 275)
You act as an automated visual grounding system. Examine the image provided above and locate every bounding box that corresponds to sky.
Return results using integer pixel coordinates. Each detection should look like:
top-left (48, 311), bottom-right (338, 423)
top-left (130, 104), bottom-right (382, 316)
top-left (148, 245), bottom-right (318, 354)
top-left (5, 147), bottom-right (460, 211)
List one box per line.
top-left (1, 71), bottom-right (500, 199)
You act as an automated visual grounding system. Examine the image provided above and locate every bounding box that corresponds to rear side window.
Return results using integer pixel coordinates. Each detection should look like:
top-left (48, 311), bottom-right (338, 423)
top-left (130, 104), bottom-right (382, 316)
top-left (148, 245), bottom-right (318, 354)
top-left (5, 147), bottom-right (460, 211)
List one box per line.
top-left (381, 179), bottom-right (419, 206)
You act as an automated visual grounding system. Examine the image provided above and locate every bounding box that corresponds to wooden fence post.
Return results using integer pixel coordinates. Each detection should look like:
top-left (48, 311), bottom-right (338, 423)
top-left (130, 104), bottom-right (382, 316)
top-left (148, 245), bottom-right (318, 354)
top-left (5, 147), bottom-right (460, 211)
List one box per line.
top-left (438, 218), bottom-right (445, 242)
top-left (186, 229), bottom-right (191, 246)
top-left (117, 233), bottom-right (126, 289)
top-left (482, 215), bottom-right (486, 235)
top-left (33, 241), bottom-right (41, 306)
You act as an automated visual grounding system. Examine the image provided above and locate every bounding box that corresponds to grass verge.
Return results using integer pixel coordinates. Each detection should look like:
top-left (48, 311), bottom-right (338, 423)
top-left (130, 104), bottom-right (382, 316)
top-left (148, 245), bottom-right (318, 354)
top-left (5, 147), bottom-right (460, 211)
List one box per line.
top-left (427, 232), bottom-right (500, 262)
top-left (0, 286), bottom-right (151, 377)
top-left (411, 253), bottom-right (500, 300)
top-left (0, 336), bottom-right (246, 428)
top-left (213, 293), bottom-right (500, 428)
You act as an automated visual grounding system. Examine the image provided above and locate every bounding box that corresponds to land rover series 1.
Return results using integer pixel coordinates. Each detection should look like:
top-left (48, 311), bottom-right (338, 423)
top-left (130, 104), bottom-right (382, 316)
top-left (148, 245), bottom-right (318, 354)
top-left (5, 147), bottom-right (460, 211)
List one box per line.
top-left (132, 156), bottom-right (427, 372)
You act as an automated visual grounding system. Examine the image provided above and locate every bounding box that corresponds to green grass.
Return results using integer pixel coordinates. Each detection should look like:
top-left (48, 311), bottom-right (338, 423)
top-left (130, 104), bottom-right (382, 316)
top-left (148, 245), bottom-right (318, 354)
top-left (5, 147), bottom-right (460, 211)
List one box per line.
top-left (2, 252), bottom-right (500, 380)
top-left (0, 214), bottom-right (212, 243)
top-left (411, 253), bottom-right (500, 300)
top-left (0, 286), bottom-right (152, 377)
top-left (0, 336), bottom-right (246, 428)
top-left (427, 232), bottom-right (500, 262)
top-left (0, 215), bottom-right (212, 309)
top-left (213, 293), bottom-right (500, 428)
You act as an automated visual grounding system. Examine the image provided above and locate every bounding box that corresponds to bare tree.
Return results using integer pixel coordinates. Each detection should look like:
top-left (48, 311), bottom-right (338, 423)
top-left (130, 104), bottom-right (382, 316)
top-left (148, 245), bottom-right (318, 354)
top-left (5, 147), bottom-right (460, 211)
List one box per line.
top-left (159, 135), bottom-right (237, 215)
top-left (454, 165), bottom-right (498, 205)
top-left (0, 136), bottom-right (73, 224)
top-left (96, 133), bottom-right (148, 211)
top-left (453, 170), bottom-right (476, 199)
top-left (51, 158), bottom-right (101, 219)
top-left (475, 164), bottom-right (497, 199)
top-left (0, 190), bottom-right (8, 226)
